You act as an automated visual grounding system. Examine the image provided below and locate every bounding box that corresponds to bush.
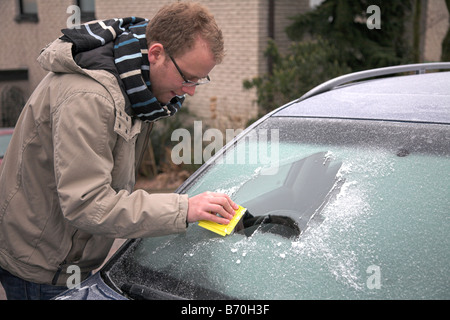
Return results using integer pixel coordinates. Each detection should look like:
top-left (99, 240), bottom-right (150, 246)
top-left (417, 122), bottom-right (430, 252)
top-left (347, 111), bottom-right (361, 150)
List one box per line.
top-left (243, 38), bottom-right (351, 117)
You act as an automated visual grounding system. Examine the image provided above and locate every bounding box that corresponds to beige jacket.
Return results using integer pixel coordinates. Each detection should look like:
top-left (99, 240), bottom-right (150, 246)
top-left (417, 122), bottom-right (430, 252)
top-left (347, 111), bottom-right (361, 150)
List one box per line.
top-left (0, 39), bottom-right (188, 286)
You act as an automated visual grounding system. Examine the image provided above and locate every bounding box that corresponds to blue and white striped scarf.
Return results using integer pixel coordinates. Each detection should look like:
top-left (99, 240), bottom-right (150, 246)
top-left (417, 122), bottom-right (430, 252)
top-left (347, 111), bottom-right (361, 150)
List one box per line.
top-left (60, 17), bottom-right (184, 122)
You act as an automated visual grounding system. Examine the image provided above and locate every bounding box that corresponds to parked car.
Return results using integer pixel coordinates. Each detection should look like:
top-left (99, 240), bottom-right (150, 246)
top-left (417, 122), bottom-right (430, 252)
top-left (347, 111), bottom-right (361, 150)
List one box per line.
top-left (55, 63), bottom-right (450, 300)
top-left (0, 127), bottom-right (14, 167)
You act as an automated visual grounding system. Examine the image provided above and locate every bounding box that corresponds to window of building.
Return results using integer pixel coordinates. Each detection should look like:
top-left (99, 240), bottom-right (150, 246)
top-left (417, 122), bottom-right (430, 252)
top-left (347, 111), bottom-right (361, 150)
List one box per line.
top-left (16, 0), bottom-right (38, 22)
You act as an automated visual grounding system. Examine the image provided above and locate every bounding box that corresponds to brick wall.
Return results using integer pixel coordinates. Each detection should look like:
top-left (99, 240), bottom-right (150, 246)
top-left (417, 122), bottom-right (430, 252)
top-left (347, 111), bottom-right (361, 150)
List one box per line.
top-left (0, 0), bottom-right (70, 95)
top-left (0, 0), bottom-right (309, 130)
top-left (0, 0), bottom-right (72, 125)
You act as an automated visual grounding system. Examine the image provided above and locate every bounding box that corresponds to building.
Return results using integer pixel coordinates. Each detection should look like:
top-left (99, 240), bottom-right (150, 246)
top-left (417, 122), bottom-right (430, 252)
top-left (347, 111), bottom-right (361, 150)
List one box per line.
top-left (0, 0), bottom-right (308, 130)
top-left (0, 0), bottom-right (448, 129)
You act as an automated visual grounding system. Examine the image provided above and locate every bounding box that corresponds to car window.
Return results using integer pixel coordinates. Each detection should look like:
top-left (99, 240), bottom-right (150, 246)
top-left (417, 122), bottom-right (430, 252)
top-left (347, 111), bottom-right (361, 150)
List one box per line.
top-left (104, 117), bottom-right (450, 299)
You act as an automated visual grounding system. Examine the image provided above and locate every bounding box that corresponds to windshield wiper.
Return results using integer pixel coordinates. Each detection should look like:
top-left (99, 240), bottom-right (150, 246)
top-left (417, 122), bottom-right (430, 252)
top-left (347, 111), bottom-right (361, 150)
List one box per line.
top-left (121, 283), bottom-right (186, 300)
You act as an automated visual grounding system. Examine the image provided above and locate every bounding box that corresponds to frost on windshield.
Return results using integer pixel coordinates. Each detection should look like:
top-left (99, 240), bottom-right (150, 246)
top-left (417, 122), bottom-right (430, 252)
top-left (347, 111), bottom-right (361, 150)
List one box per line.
top-left (130, 147), bottom-right (354, 299)
top-left (233, 151), bottom-right (343, 234)
top-left (185, 141), bottom-right (344, 235)
top-left (109, 119), bottom-right (450, 300)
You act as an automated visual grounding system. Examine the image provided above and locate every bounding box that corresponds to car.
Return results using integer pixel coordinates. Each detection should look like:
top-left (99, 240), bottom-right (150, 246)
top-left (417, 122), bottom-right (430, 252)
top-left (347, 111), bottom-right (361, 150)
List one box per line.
top-left (55, 63), bottom-right (450, 300)
top-left (0, 127), bottom-right (14, 167)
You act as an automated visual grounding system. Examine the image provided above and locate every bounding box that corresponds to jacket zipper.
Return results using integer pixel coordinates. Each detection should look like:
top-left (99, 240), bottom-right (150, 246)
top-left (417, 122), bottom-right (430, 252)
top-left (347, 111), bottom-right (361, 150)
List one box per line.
top-left (51, 228), bottom-right (79, 285)
top-left (52, 259), bottom-right (67, 285)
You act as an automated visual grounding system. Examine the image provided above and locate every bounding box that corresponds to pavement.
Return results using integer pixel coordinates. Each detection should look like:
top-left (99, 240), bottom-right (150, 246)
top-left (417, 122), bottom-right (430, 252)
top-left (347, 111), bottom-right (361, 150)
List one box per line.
top-left (0, 238), bottom-right (126, 300)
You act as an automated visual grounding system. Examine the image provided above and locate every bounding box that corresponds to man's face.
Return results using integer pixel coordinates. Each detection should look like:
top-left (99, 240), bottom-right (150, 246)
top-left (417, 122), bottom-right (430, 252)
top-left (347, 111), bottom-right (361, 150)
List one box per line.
top-left (148, 37), bottom-right (216, 104)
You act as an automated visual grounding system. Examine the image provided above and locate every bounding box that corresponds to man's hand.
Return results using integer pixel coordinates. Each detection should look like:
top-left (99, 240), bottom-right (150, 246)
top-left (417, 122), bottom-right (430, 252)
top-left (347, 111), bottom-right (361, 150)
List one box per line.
top-left (187, 192), bottom-right (238, 224)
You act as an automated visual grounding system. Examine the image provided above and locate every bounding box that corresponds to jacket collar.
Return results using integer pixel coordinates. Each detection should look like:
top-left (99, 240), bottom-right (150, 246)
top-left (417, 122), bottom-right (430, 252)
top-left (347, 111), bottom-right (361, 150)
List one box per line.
top-left (38, 39), bottom-right (139, 141)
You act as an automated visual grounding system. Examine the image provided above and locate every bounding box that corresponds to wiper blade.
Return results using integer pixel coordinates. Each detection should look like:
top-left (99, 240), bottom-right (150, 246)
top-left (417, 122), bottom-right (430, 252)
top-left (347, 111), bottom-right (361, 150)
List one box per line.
top-left (121, 283), bottom-right (186, 300)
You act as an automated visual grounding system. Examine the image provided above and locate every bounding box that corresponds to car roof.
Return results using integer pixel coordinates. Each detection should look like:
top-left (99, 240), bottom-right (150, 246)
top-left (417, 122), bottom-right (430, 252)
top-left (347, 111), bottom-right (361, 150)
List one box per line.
top-left (273, 63), bottom-right (450, 124)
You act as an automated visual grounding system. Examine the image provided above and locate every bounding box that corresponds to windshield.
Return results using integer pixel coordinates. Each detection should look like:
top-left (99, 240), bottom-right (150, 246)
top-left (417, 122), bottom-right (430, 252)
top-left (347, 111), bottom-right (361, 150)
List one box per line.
top-left (104, 117), bottom-right (450, 299)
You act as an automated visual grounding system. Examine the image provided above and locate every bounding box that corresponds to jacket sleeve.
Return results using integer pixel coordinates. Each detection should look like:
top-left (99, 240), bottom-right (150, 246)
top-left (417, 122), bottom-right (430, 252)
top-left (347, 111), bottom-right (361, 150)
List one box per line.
top-left (52, 89), bottom-right (188, 239)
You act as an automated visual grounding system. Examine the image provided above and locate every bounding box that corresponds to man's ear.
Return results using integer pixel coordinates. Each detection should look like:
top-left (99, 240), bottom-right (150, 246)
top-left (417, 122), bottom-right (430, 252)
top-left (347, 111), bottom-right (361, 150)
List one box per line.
top-left (148, 43), bottom-right (165, 64)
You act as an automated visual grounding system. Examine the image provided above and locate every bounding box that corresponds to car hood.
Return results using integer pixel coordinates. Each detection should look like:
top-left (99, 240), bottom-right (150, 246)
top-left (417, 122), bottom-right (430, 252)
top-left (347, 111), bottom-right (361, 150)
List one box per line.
top-left (53, 272), bottom-right (127, 300)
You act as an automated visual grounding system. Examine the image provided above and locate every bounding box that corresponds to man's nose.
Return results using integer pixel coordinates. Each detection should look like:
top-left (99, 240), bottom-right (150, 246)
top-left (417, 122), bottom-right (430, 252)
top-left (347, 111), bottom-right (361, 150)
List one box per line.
top-left (182, 86), bottom-right (196, 96)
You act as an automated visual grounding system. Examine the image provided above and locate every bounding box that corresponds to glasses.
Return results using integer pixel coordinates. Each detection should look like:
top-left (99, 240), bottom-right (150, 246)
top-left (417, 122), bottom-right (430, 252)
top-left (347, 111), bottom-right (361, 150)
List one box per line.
top-left (168, 54), bottom-right (211, 87)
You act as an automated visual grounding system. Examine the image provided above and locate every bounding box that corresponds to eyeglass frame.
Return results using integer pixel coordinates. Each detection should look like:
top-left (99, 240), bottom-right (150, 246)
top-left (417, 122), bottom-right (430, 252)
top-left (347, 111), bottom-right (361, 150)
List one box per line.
top-left (168, 54), bottom-right (211, 87)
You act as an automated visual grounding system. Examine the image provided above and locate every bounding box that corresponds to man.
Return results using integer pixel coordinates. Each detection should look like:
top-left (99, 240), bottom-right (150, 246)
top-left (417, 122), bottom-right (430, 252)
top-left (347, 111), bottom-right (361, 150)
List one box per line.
top-left (0, 2), bottom-right (236, 300)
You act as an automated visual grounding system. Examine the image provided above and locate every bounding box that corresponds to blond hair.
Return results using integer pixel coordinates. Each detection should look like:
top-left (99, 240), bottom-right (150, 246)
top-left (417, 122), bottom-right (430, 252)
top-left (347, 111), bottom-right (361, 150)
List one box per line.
top-left (146, 2), bottom-right (225, 63)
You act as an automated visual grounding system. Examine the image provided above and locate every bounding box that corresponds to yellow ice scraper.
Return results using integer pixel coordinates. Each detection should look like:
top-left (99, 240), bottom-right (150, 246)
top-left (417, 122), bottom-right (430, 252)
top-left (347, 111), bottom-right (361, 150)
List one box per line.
top-left (198, 205), bottom-right (247, 236)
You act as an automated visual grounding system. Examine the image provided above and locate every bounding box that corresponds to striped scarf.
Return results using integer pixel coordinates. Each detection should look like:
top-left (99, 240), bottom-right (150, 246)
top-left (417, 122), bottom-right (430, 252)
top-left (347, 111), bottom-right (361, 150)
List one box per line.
top-left (60, 17), bottom-right (184, 122)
